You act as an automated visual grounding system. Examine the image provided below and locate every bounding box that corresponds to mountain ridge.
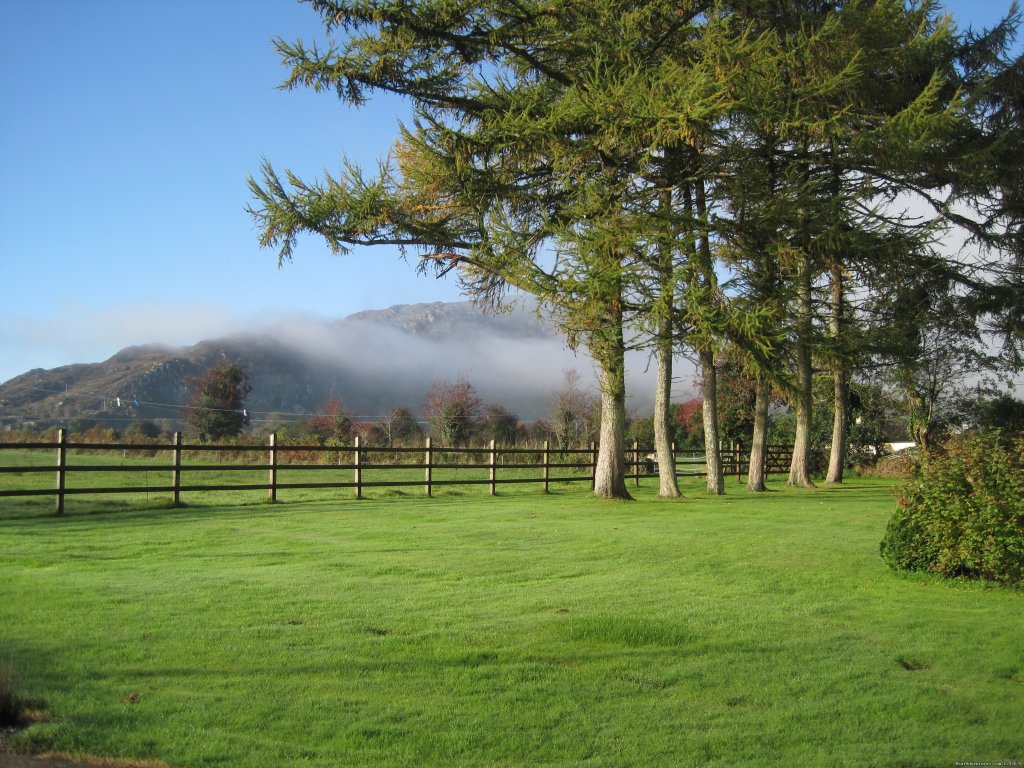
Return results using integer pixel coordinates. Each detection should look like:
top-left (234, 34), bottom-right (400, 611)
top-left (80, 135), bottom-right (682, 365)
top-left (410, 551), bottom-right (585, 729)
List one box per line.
top-left (0, 301), bottom-right (578, 430)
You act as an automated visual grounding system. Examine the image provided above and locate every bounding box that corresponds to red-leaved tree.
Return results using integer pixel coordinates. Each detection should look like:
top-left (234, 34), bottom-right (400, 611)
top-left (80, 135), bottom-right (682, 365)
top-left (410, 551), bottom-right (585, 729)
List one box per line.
top-left (303, 399), bottom-right (353, 444)
top-left (422, 378), bottom-right (481, 446)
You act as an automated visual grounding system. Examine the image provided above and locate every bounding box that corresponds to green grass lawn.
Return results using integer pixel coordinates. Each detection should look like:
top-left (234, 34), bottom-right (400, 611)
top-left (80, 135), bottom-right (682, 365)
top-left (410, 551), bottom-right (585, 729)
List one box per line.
top-left (1, 477), bottom-right (1021, 767)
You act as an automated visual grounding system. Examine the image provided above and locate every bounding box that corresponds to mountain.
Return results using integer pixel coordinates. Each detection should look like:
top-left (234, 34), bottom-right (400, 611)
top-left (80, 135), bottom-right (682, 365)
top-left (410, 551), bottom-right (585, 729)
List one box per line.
top-left (0, 301), bottom-right (593, 430)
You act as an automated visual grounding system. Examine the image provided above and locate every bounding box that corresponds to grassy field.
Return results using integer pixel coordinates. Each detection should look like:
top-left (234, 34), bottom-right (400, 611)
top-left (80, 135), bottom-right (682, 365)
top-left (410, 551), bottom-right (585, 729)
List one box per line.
top-left (1, 477), bottom-right (1021, 767)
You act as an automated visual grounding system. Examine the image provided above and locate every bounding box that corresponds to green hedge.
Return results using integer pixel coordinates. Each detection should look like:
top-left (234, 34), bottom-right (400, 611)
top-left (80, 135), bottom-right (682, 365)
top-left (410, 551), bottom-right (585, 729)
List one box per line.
top-left (880, 431), bottom-right (1024, 586)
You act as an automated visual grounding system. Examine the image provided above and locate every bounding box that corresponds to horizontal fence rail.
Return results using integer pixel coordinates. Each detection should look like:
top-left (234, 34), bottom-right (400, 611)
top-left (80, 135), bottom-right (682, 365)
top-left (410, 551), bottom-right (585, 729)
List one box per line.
top-left (0, 430), bottom-right (791, 513)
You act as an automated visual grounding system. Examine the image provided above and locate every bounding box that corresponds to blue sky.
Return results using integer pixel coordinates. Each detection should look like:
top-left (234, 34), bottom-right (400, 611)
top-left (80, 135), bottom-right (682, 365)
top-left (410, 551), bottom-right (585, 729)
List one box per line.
top-left (0, 0), bottom-right (464, 383)
top-left (0, 0), bottom-right (1019, 384)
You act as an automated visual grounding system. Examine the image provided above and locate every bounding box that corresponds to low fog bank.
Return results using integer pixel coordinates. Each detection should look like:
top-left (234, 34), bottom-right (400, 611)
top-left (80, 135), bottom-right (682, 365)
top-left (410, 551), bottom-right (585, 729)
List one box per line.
top-left (0, 300), bottom-right (700, 426)
top-left (256, 305), bottom-right (698, 422)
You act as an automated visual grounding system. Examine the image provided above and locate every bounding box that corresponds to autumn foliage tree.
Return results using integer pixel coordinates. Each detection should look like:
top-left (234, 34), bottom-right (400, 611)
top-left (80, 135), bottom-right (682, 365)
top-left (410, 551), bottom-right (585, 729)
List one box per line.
top-left (303, 399), bottom-right (353, 444)
top-left (422, 379), bottom-right (482, 447)
top-left (675, 398), bottom-right (706, 450)
top-left (186, 360), bottom-right (251, 442)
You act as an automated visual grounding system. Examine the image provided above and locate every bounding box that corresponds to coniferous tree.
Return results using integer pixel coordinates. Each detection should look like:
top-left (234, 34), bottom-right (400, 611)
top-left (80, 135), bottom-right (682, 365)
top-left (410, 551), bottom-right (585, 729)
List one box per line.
top-left (249, 0), bottom-right (726, 499)
top-left (707, 0), bottom-right (983, 485)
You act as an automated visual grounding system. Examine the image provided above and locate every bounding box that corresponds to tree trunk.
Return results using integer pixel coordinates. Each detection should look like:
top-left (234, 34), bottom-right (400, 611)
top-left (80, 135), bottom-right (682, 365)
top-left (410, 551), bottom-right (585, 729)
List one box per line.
top-left (594, 355), bottom-right (632, 500)
top-left (693, 180), bottom-right (724, 496)
top-left (653, 188), bottom-right (681, 498)
top-left (788, 253), bottom-right (816, 488)
top-left (590, 300), bottom-right (632, 500)
top-left (916, 383), bottom-right (936, 452)
top-left (654, 321), bottom-right (681, 499)
top-left (747, 375), bottom-right (771, 492)
top-left (826, 363), bottom-right (849, 483)
top-left (826, 264), bottom-right (847, 483)
top-left (917, 426), bottom-right (930, 452)
top-left (788, 359), bottom-right (815, 487)
top-left (700, 349), bottom-right (725, 495)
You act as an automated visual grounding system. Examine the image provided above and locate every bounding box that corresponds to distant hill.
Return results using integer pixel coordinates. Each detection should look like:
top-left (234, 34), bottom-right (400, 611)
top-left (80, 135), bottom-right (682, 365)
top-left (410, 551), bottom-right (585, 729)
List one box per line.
top-left (0, 301), bottom-right (598, 430)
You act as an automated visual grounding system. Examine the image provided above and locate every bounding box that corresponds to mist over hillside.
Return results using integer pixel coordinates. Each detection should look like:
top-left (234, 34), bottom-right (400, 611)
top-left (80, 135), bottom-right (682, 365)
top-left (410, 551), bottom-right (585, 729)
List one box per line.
top-left (0, 301), bottom-right (693, 431)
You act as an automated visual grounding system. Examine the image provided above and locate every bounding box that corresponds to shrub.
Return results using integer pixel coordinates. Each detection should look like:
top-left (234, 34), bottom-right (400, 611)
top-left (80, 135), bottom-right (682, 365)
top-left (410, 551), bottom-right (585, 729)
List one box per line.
top-left (880, 432), bottom-right (1024, 586)
top-left (865, 450), bottom-right (919, 480)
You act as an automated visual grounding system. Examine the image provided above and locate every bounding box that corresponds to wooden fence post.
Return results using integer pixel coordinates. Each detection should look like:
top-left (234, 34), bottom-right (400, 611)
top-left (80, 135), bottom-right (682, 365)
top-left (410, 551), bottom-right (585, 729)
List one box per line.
top-left (55, 428), bottom-right (66, 515)
top-left (489, 439), bottom-right (497, 496)
top-left (268, 432), bottom-right (278, 503)
top-left (590, 441), bottom-right (598, 491)
top-left (171, 432), bottom-right (182, 506)
top-left (735, 439), bottom-right (743, 483)
top-left (671, 442), bottom-right (677, 479)
top-left (354, 435), bottom-right (362, 499)
top-left (543, 440), bottom-right (550, 493)
top-left (424, 437), bottom-right (433, 497)
top-left (633, 440), bottom-right (640, 487)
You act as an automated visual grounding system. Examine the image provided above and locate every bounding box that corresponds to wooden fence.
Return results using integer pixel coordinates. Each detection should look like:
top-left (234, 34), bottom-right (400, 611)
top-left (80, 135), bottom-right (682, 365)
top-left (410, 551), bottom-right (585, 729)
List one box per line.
top-left (0, 430), bottom-right (791, 514)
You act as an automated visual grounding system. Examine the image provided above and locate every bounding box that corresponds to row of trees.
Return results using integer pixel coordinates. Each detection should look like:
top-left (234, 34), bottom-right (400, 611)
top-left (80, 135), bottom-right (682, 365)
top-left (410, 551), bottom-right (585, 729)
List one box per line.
top-left (184, 362), bottom-right (604, 448)
top-left (675, 348), bottom-right (1024, 473)
top-left (248, 0), bottom-right (1024, 499)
